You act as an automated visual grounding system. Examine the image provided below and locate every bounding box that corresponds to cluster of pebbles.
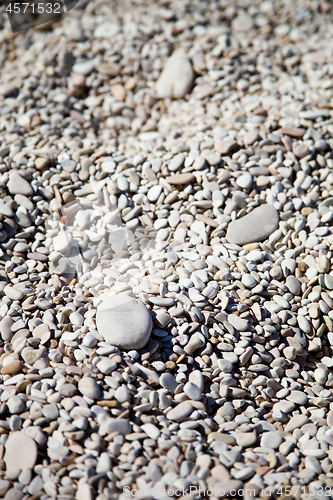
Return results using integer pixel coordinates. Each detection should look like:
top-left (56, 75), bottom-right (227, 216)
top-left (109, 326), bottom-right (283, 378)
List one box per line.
top-left (1, 0), bottom-right (333, 499)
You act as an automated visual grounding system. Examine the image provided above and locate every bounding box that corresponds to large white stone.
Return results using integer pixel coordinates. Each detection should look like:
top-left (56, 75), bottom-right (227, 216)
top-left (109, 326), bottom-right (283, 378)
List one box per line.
top-left (156, 50), bottom-right (194, 99)
top-left (96, 294), bottom-right (152, 350)
top-left (4, 432), bottom-right (37, 478)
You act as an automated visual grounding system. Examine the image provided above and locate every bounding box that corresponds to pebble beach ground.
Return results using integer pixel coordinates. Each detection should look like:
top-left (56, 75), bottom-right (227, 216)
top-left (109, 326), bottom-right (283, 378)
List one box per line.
top-left (1, 0), bottom-right (333, 499)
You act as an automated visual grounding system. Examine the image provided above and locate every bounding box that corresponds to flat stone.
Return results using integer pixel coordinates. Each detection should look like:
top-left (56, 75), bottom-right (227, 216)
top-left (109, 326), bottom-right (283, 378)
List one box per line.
top-left (0, 201), bottom-right (13, 217)
top-left (96, 358), bottom-right (117, 375)
top-left (7, 171), bottom-right (33, 196)
top-left (4, 432), bottom-right (37, 478)
top-left (208, 432), bottom-right (236, 446)
top-left (287, 391), bottom-right (308, 405)
top-left (96, 294), bottom-right (152, 350)
top-left (261, 431), bottom-right (283, 449)
top-left (280, 127), bottom-right (306, 138)
top-left (4, 488), bottom-right (24, 500)
top-left (97, 415), bottom-right (131, 435)
top-left (235, 431), bottom-right (257, 448)
top-left (165, 173), bottom-right (196, 185)
top-left (167, 401), bottom-right (194, 422)
top-left (156, 49), bottom-right (194, 99)
top-left (286, 275), bottom-right (301, 295)
top-left (4, 286), bottom-right (23, 301)
top-left (227, 314), bottom-right (248, 332)
top-left (42, 404), bottom-right (59, 420)
top-left (293, 143), bottom-right (310, 159)
top-left (297, 315), bottom-right (311, 334)
top-left (7, 396), bottom-right (25, 414)
top-left (226, 204), bottom-right (279, 245)
top-left (1, 360), bottom-right (22, 375)
top-left (60, 383), bottom-right (77, 397)
top-left (0, 317), bottom-right (14, 342)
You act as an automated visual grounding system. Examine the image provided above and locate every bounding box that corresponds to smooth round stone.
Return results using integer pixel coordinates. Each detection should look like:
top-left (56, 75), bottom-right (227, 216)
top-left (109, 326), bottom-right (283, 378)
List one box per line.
top-left (7, 396), bottom-right (25, 414)
top-left (7, 171), bottom-right (33, 196)
top-left (223, 352), bottom-right (238, 364)
top-left (78, 377), bottom-right (100, 399)
top-left (96, 358), bottom-right (117, 375)
top-left (325, 274), bottom-right (333, 290)
top-left (242, 274), bottom-right (257, 288)
top-left (42, 404), bottom-right (59, 420)
top-left (218, 359), bottom-right (233, 373)
top-left (53, 232), bottom-right (72, 254)
top-left (260, 431), bottom-right (283, 449)
top-left (273, 401), bottom-right (295, 413)
top-left (147, 185), bottom-right (162, 202)
top-left (226, 204), bottom-right (279, 245)
top-left (285, 415), bottom-right (309, 432)
top-left (235, 431), bottom-right (257, 448)
top-left (245, 250), bottom-right (263, 262)
top-left (115, 386), bottom-right (130, 403)
top-left (4, 432), bottom-right (37, 478)
top-left (83, 333), bottom-right (98, 348)
top-left (165, 173), bottom-right (195, 185)
top-left (189, 370), bottom-right (204, 391)
top-left (227, 314), bottom-right (248, 332)
top-left (302, 449), bottom-right (327, 458)
top-left (297, 315), bottom-right (311, 334)
top-left (184, 382), bottom-right (202, 401)
top-left (69, 312), bottom-right (83, 326)
top-left (236, 173), bottom-right (253, 190)
top-left (4, 286), bottom-right (23, 301)
top-left (314, 368), bottom-right (327, 384)
top-left (97, 415), bottom-right (131, 435)
top-left (160, 373), bottom-right (178, 392)
top-left (287, 391), bottom-right (308, 405)
top-left (0, 201), bottom-right (13, 217)
top-left (21, 348), bottom-right (43, 365)
top-left (96, 294), bottom-right (152, 350)
top-left (286, 275), bottom-right (301, 295)
top-left (96, 452), bottom-right (112, 474)
top-left (156, 49), bottom-right (194, 99)
top-left (0, 316), bottom-right (14, 341)
top-left (59, 383), bottom-right (77, 397)
top-left (167, 401), bottom-right (194, 422)
top-left (1, 360), bottom-right (22, 375)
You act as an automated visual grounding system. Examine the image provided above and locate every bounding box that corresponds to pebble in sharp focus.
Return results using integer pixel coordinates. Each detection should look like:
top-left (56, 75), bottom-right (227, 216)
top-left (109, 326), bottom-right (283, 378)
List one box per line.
top-left (1, 1), bottom-right (333, 499)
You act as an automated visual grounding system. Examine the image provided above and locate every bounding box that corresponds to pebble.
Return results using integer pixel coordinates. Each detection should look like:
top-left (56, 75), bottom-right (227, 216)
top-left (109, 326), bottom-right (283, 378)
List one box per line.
top-left (184, 381), bottom-right (202, 400)
top-left (261, 432), bottom-right (283, 449)
top-left (235, 431), bottom-right (257, 448)
top-left (165, 173), bottom-right (196, 185)
top-left (160, 373), bottom-right (178, 392)
top-left (167, 401), bottom-right (194, 422)
top-left (7, 171), bottom-right (33, 196)
top-left (4, 433), bottom-right (37, 478)
top-left (156, 49), bottom-right (194, 98)
top-left (96, 295), bottom-right (152, 350)
top-left (226, 205), bottom-right (279, 245)
top-left (78, 377), bottom-right (100, 399)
